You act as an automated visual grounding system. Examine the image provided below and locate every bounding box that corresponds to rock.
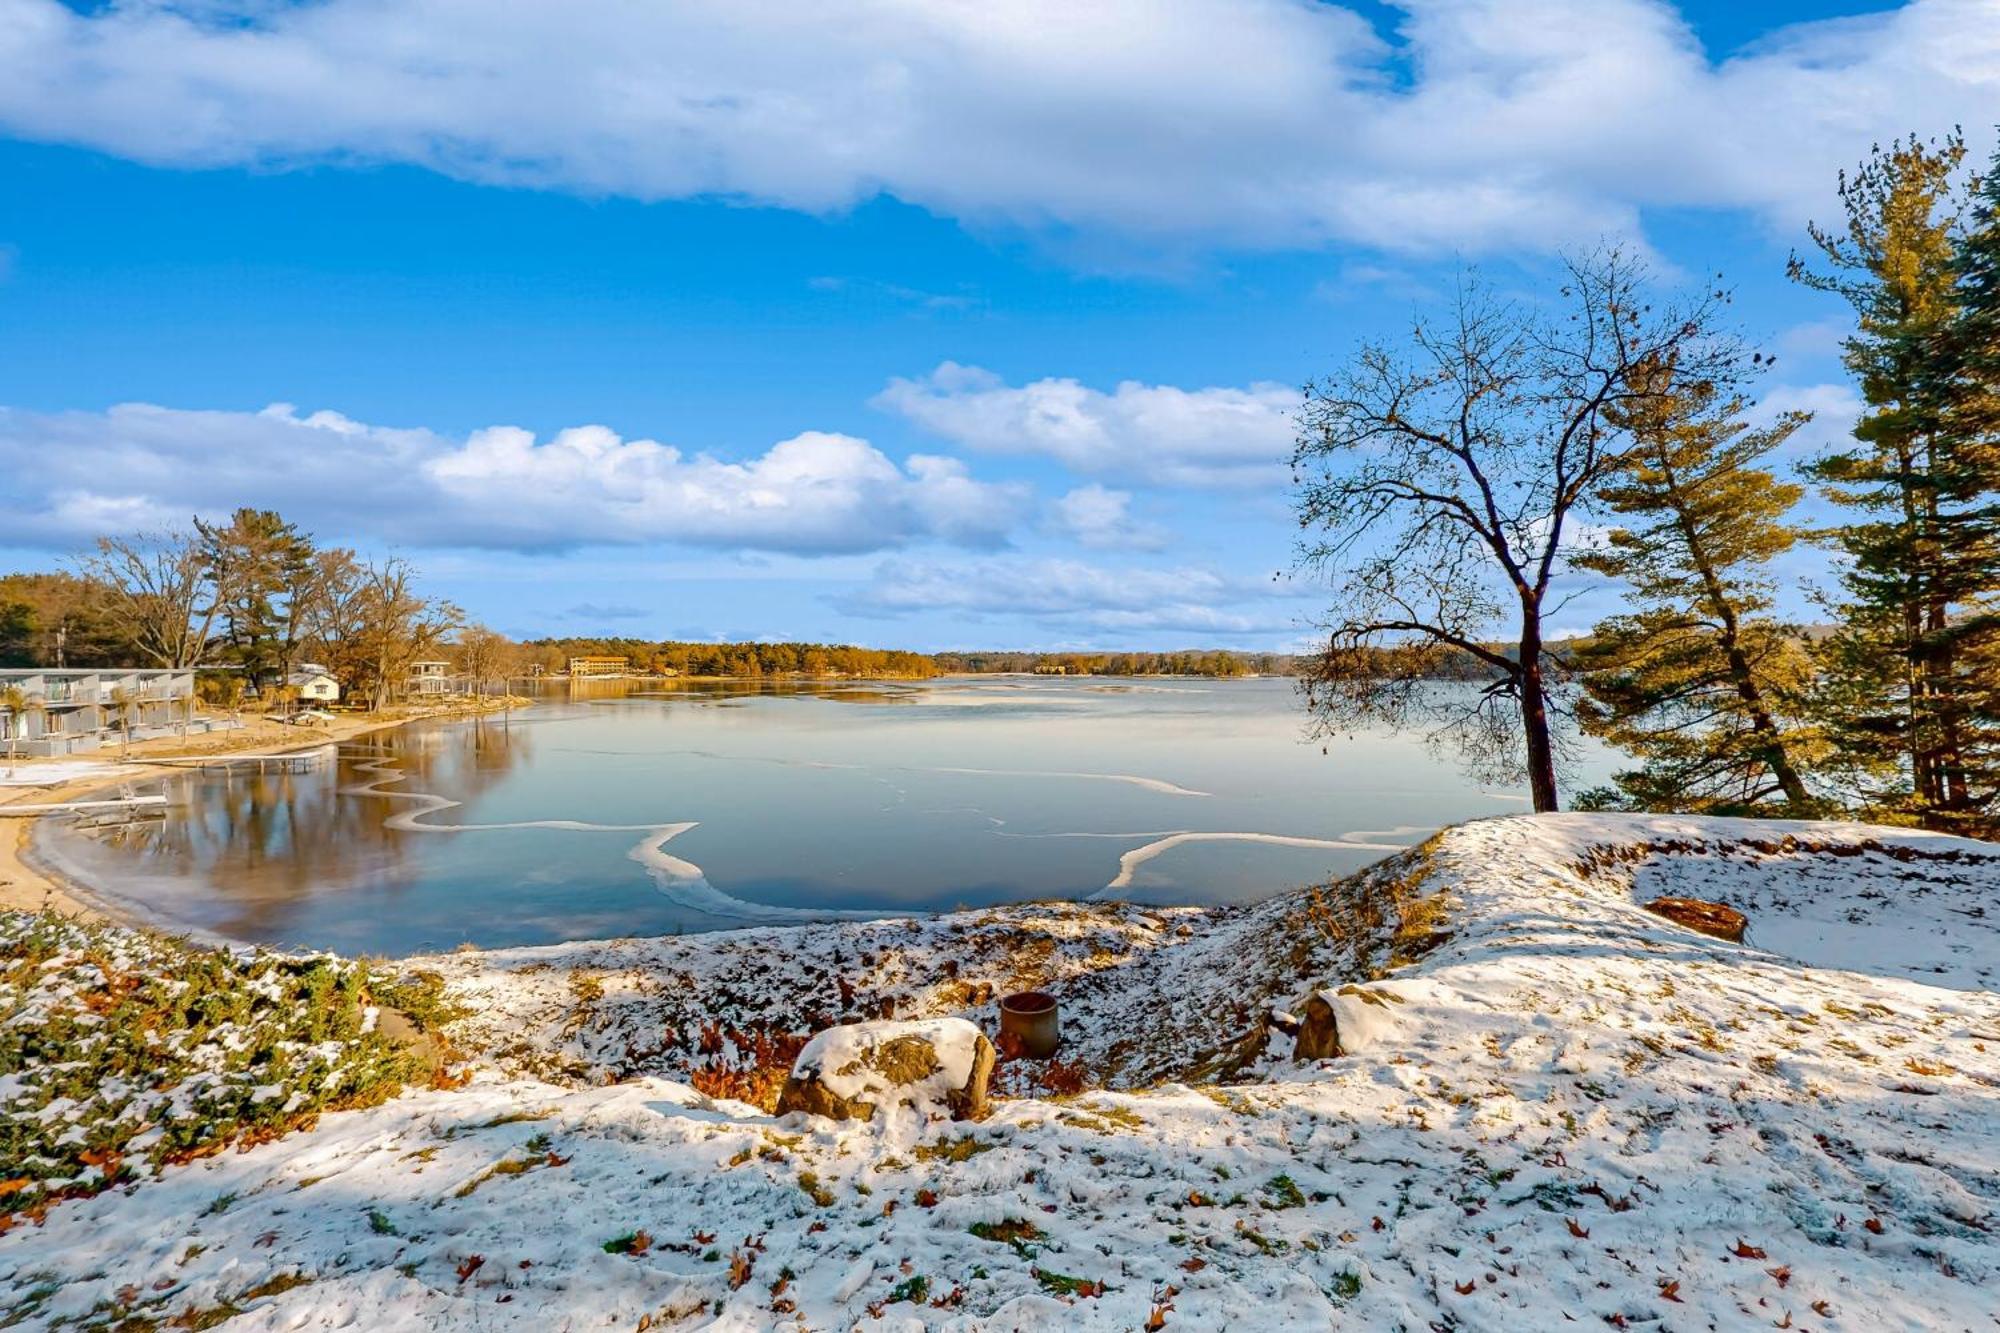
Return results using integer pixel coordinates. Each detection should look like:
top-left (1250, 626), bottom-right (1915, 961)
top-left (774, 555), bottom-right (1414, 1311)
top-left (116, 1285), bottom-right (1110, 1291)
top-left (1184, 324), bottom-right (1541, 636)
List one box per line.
top-left (1643, 896), bottom-right (1747, 942)
top-left (374, 1005), bottom-right (450, 1074)
top-left (776, 1018), bottom-right (995, 1123)
top-left (1294, 993), bottom-right (1343, 1060)
top-left (1293, 984), bottom-right (1409, 1061)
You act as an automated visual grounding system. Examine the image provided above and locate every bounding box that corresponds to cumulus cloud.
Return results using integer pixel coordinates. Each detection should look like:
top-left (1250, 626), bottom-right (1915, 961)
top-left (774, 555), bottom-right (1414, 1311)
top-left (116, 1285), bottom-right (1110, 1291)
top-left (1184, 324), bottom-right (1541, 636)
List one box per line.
top-left (0, 402), bottom-right (1027, 554)
top-left (0, 1), bottom-right (1992, 254)
top-left (1048, 485), bottom-right (1168, 550)
top-left (876, 363), bottom-right (1297, 489)
top-left (836, 555), bottom-right (1315, 636)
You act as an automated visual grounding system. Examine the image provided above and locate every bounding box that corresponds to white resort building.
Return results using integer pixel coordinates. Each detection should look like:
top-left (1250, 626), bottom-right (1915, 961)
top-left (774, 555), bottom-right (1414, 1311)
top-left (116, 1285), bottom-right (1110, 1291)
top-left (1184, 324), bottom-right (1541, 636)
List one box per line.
top-left (0, 668), bottom-right (231, 757)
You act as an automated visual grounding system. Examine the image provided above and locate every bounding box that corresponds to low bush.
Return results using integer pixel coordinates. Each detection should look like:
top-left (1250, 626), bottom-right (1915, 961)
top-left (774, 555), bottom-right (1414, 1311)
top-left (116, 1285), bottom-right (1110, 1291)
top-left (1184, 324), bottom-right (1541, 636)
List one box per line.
top-left (0, 911), bottom-right (431, 1226)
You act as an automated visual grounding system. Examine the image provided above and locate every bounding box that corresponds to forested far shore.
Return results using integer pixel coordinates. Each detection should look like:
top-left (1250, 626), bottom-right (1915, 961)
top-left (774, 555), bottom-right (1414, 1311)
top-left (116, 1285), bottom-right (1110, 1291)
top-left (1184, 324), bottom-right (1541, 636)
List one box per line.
top-left (518, 638), bottom-right (1297, 679)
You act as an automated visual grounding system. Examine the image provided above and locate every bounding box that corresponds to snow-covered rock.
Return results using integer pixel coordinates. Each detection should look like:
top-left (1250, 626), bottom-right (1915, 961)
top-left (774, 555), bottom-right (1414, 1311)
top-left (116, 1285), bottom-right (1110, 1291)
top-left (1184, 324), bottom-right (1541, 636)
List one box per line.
top-left (1293, 983), bottom-right (1408, 1059)
top-left (777, 1017), bottom-right (995, 1122)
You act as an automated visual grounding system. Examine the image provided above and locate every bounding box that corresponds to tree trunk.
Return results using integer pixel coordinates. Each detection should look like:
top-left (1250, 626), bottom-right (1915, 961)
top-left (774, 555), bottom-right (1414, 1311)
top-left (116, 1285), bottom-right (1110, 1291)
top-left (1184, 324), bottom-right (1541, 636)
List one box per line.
top-left (1517, 614), bottom-right (1559, 813)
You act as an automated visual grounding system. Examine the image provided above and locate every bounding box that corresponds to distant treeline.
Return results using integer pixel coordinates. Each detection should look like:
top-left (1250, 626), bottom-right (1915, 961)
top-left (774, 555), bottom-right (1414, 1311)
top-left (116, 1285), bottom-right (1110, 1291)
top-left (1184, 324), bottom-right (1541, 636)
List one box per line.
top-left (521, 639), bottom-right (1301, 679)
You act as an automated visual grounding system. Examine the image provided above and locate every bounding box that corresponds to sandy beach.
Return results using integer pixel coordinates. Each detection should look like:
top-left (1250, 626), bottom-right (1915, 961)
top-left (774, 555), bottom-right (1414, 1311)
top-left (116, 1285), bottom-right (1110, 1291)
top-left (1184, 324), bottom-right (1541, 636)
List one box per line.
top-left (0, 701), bottom-right (524, 920)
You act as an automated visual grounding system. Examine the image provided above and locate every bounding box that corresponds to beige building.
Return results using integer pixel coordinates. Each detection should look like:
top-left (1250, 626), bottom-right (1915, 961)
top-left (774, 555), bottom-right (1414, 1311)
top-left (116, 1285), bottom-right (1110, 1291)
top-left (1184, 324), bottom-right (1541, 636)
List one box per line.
top-left (567, 656), bottom-right (630, 678)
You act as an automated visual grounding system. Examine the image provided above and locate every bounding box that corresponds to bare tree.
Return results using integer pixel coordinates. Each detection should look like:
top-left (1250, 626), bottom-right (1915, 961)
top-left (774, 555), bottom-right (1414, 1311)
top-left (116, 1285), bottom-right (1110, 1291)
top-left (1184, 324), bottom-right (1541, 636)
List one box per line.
top-left (1293, 250), bottom-right (1740, 811)
top-left (454, 624), bottom-right (512, 699)
top-left (74, 531), bottom-right (221, 669)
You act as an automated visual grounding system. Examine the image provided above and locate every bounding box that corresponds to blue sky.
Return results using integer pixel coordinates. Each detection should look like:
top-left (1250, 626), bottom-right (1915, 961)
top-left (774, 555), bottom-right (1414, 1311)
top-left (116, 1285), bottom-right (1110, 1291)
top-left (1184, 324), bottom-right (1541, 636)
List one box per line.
top-left (1, 0), bottom-right (1994, 650)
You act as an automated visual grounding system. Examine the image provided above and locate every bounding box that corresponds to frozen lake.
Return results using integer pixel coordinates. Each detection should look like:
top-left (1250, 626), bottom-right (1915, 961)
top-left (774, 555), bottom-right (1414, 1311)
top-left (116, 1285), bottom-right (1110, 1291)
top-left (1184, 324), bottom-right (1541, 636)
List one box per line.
top-left (37, 676), bottom-right (1607, 954)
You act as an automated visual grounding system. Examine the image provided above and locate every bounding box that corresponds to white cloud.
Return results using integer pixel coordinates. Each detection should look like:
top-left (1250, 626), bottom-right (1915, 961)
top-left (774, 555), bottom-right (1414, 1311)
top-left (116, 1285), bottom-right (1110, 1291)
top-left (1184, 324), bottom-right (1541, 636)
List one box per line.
top-left (0, 401), bottom-right (1027, 554)
top-left (876, 363), bottom-right (1297, 489)
top-left (837, 555), bottom-right (1315, 636)
top-left (1047, 485), bottom-right (1167, 550)
top-left (0, 1), bottom-right (1993, 255)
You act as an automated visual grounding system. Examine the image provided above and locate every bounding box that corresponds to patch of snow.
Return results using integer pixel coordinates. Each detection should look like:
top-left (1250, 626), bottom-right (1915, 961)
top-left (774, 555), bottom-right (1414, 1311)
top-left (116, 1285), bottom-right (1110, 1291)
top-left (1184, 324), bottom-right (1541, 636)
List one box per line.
top-left (4, 813), bottom-right (1998, 1331)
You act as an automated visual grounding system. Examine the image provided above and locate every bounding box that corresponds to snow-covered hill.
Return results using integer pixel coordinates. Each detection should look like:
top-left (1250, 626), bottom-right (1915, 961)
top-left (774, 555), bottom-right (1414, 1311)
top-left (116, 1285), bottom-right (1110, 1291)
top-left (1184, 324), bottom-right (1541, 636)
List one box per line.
top-left (4, 813), bottom-right (1997, 1331)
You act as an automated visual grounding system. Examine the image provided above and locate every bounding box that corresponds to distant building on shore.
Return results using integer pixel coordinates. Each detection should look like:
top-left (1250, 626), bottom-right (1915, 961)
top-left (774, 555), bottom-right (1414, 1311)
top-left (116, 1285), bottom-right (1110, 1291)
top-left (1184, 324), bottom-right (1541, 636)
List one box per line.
top-left (0, 668), bottom-right (228, 756)
top-left (567, 655), bottom-right (630, 678)
top-left (288, 664), bottom-right (342, 704)
top-left (409, 660), bottom-right (455, 696)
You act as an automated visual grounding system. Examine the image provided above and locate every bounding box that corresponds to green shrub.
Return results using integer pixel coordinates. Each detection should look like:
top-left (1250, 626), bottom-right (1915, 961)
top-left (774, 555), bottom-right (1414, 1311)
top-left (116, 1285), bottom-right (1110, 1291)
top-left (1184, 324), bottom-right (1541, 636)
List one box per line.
top-left (0, 911), bottom-right (429, 1219)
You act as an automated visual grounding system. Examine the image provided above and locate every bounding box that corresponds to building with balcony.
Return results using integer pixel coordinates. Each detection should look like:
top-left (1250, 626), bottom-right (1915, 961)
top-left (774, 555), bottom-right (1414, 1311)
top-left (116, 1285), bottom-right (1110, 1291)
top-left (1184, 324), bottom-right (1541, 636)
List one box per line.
top-left (0, 668), bottom-right (228, 757)
top-left (567, 655), bottom-right (631, 678)
top-left (409, 660), bottom-right (458, 696)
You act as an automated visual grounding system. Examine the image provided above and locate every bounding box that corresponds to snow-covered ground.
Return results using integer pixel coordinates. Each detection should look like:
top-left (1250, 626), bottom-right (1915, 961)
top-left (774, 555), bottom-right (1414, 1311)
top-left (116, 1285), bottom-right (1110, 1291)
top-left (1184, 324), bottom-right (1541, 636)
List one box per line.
top-left (4, 812), bottom-right (1998, 1331)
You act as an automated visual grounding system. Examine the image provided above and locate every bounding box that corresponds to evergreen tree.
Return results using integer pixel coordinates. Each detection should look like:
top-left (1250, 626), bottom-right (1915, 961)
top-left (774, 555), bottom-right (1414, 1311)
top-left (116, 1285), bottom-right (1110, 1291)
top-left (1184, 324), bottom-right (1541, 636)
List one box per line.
top-left (1790, 134), bottom-right (2000, 830)
top-left (1572, 360), bottom-right (1821, 813)
top-left (1936, 134), bottom-right (2000, 824)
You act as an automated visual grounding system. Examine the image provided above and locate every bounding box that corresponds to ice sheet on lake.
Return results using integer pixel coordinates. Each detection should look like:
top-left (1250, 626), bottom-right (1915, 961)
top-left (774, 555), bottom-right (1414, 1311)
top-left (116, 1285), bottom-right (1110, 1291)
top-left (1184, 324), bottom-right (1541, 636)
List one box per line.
top-left (339, 754), bottom-right (883, 923)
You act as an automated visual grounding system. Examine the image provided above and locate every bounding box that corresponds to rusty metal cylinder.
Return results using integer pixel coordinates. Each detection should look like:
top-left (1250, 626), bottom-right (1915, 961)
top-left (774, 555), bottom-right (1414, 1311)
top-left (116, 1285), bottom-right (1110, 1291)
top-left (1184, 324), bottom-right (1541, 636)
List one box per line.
top-left (998, 990), bottom-right (1060, 1059)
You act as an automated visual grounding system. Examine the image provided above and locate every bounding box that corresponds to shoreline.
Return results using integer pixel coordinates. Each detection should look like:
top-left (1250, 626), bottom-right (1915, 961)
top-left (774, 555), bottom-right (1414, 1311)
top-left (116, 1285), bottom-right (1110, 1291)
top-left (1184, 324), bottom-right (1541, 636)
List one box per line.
top-left (0, 700), bottom-right (525, 923)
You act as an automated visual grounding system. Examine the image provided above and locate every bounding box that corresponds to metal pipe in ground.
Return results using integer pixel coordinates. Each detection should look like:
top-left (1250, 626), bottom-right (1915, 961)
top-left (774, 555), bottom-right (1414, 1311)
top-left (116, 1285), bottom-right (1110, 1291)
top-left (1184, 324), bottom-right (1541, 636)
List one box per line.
top-left (998, 990), bottom-right (1060, 1059)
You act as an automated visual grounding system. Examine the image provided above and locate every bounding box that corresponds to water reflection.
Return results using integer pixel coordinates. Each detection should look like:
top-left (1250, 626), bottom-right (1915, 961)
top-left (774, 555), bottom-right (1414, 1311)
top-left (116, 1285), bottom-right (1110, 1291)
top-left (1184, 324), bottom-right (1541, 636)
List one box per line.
top-left (50, 715), bottom-right (532, 947)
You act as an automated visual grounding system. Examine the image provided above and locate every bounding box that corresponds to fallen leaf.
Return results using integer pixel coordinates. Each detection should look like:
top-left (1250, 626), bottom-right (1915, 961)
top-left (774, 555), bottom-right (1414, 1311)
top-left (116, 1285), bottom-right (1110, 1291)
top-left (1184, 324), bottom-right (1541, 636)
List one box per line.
top-left (1659, 1279), bottom-right (1682, 1302)
top-left (1732, 1239), bottom-right (1767, 1260)
top-left (1454, 1279), bottom-right (1477, 1296)
top-left (1812, 1300), bottom-right (1834, 1317)
top-left (1567, 1218), bottom-right (1590, 1239)
top-left (455, 1255), bottom-right (484, 1284)
top-left (1179, 1257), bottom-right (1207, 1274)
top-left (1864, 1217), bottom-right (1884, 1235)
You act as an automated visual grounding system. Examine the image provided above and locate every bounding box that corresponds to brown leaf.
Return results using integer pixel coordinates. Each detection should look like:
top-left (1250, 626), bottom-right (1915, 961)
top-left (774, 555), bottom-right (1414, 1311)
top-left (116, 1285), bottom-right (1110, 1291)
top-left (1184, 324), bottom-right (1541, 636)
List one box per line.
top-left (1146, 1306), bottom-right (1170, 1332)
top-left (1179, 1257), bottom-right (1207, 1273)
top-left (1371, 1215), bottom-right (1385, 1232)
top-left (1454, 1279), bottom-right (1477, 1296)
top-left (1774, 1313), bottom-right (1792, 1330)
top-left (1765, 1265), bottom-right (1790, 1288)
top-left (1658, 1279), bottom-right (1682, 1302)
top-left (728, 1249), bottom-right (755, 1290)
top-left (1812, 1300), bottom-right (1834, 1317)
top-left (1566, 1218), bottom-right (1590, 1239)
top-left (916, 1189), bottom-right (939, 1208)
top-left (1732, 1239), bottom-right (1767, 1260)
top-left (455, 1255), bottom-right (484, 1284)
top-left (1864, 1217), bottom-right (1884, 1235)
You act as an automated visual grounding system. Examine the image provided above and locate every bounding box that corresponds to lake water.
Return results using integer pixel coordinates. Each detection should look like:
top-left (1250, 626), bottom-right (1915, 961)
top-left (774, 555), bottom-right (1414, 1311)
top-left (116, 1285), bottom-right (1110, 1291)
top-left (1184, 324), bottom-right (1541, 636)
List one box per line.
top-left (38, 676), bottom-right (1606, 955)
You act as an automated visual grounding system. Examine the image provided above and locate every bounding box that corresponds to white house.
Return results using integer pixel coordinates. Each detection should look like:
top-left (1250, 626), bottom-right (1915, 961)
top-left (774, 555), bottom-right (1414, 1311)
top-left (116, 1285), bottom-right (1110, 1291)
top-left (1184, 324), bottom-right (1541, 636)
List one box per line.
top-left (288, 665), bottom-right (342, 703)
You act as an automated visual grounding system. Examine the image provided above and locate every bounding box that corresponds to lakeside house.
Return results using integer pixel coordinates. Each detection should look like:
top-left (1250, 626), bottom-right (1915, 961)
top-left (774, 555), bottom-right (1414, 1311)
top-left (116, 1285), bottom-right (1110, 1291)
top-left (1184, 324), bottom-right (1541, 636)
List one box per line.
top-left (287, 664), bottom-right (342, 704)
top-left (0, 668), bottom-right (230, 756)
top-left (409, 660), bottom-right (455, 696)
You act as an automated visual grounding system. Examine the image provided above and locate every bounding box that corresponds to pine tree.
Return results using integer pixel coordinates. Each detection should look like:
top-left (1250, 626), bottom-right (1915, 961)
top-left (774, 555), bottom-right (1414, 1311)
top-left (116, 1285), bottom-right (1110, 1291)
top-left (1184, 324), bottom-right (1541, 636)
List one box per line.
top-left (1934, 135), bottom-right (2000, 825)
top-left (1572, 359), bottom-right (1821, 813)
top-left (1790, 134), bottom-right (2000, 830)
